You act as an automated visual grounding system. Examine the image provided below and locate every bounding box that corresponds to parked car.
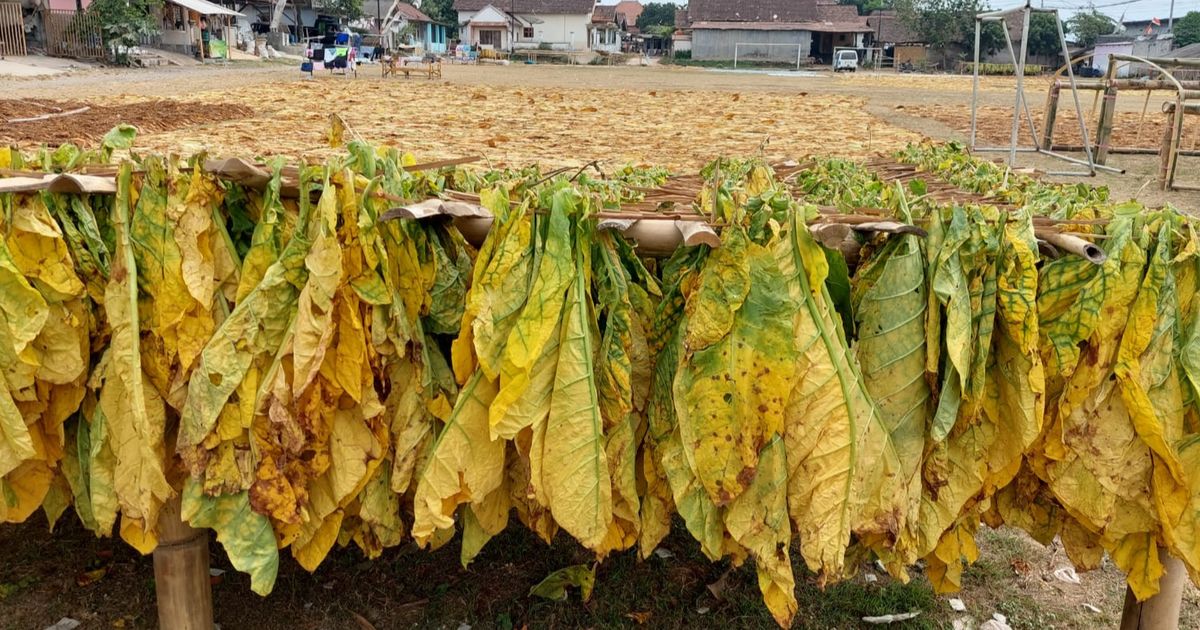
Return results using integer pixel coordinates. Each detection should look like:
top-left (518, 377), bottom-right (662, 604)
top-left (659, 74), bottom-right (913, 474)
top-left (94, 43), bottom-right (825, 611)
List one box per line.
top-left (834, 49), bottom-right (859, 72)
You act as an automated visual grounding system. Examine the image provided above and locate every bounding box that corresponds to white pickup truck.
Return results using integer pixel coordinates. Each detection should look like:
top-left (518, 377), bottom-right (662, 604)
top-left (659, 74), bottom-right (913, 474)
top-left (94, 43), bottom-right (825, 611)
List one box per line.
top-left (834, 49), bottom-right (859, 73)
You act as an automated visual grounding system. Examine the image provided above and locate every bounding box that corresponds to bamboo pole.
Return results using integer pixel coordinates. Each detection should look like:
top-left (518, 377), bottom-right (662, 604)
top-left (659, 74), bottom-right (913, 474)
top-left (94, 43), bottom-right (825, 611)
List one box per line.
top-left (1042, 83), bottom-right (1060, 152)
top-left (1096, 85), bottom-right (1119, 165)
top-left (153, 495), bottom-right (214, 630)
top-left (1119, 550), bottom-right (1187, 630)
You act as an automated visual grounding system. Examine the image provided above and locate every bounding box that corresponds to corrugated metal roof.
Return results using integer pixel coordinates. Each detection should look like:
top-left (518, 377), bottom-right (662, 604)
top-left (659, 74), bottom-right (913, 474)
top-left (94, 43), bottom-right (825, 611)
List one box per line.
top-left (167, 0), bottom-right (241, 17)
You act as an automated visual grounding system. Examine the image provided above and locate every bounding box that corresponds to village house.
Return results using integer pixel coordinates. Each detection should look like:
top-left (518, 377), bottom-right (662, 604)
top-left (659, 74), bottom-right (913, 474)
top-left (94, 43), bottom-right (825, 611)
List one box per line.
top-left (359, 0), bottom-right (449, 53)
top-left (864, 9), bottom-right (926, 69)
top-left (589, 4), bottom-right (621, 52)
top-left (453, 0), bottom-right (594, 51)
top-left (679, 0), bottom-right (872, 64)
top-left (613, 0), bottom-right (642, 35)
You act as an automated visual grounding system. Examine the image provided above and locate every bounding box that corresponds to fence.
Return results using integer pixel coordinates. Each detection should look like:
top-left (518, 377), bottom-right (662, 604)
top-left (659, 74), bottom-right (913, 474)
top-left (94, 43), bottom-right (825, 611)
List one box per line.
top-left (0, 2), bottom-right (26, 57)
top-left (43, 9), bottom-right (105, 59)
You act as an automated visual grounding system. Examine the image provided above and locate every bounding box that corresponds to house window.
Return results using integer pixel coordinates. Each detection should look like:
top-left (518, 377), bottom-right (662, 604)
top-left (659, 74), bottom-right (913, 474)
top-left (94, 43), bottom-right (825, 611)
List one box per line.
top-left (523, 27), bottom-right (534, 38)
top-left (479, 29), bottom-right (502, 47)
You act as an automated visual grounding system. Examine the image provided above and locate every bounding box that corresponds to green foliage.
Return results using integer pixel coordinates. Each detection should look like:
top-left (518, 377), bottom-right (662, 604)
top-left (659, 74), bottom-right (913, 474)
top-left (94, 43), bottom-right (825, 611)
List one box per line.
top-left (895, 0), bottom-right (1000, 65)
top-left (1066, 10), bottom-right (1117, 49)
top-left (87, 0), bottom-right (162, 64)
top-left (421, 0), bottom-right (459, 39)
top-left (1026, 13), bottom-right (1064, 60)
top-left (645, 23), bottom-right (675, 39)
top-left (1176, 11), bottom-right (1200, 48)
top-left (636, 2), bottom-right (675, 30)
top-left (322, 0), bottom-right (363, 21)
top-left (838, 0), bottom-right (893, 16)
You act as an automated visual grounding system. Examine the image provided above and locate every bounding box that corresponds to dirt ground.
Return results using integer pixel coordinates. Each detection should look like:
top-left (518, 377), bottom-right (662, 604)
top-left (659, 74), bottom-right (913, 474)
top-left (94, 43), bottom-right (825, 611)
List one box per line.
top-left (2, 61), bottom-right (1200, 629)
top-left (3, 62), bottom-right (1196, 208)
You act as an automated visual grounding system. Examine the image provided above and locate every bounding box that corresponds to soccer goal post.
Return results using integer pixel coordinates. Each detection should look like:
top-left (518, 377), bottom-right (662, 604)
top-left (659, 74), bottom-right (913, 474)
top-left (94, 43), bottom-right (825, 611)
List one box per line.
top-left (733, 42), bottom-right (808, 70)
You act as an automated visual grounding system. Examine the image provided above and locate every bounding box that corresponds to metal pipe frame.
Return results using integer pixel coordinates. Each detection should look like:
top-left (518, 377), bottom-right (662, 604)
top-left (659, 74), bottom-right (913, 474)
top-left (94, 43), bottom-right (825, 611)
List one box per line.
top-left (969, 3), bottom-right (1097, 177)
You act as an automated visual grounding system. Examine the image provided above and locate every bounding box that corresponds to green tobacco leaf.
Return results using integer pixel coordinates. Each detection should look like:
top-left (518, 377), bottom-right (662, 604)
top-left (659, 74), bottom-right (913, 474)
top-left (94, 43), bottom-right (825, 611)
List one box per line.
top-left (823, 244), bottom-right (855, 340)
top-left (182, 478), bottom-right (278, 595)
top-left (529, 564), bottom-right (595, 602)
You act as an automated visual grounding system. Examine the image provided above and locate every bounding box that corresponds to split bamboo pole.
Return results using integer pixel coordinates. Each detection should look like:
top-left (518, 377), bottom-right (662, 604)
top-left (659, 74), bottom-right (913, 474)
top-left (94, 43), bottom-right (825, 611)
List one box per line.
top-left (153, 495), bottom-right (214, 630)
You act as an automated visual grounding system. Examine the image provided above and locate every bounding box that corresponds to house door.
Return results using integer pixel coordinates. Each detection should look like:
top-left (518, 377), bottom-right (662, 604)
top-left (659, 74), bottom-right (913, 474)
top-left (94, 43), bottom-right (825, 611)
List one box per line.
top-left (479, 29), bottom-right (502, 48)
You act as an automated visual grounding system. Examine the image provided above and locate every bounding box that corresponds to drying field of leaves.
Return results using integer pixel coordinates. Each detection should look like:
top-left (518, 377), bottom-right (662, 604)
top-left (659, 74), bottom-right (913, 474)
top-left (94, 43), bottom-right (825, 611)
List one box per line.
top-left (9, 78), bottom-right (921, 169)
top-left (0, 98), bottom-right (255, 146)
top-left (905, 102), bottom-right (1200, 150)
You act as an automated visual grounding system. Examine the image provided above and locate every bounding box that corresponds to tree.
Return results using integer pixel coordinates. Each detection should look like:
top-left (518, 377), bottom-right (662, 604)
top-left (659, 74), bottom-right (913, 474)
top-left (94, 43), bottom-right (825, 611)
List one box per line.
top-left (636, 2), bottom-right (675, 30)
top-left (1026, 12), bottom-right (1064, 60)
top-left (87, 0), bottom-right (162, 64)
top-left (839, 0), bottom-right (892, 16)
top-left (894, 0), bottom-right (998, 67)
top-left (420, 0), bottom-right (459, 38)
top-left (322, 0), bottom-right (363, 22)
top-left (1176, 11), bottom-right (1200, 48)
top-left (1066, 10), bottom-right (1117, 49)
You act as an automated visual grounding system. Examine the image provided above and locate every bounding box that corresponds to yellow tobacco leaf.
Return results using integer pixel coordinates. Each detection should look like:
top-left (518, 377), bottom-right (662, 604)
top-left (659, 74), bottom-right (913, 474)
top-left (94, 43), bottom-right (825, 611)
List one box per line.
top-left (354, 464), bottom-right (405, 559)
top-left (0, 237), bottom-right (48, 364)
top-left (461, 477), bottom-right (511, 567)
top-left (411, 373), bottom-right (503, 545)
top-left (637, 442), bottom-right (674, 559)
top-left (723, 437), bottom-right (796, 628)
top-left (925, 518), bottom-right (979, 593)
top-left (777, 220), bottom-right (879, 580)
top-left (490, 211), bottom-right (574, 436)
top-left (292, 203), bottom-right (343, 397)
top-left (0, 460), bottom-right (53, 523)
top-left (329, 408), bottom-right (385, 506)
top-left (596, 413), bottom-right (639, 556)
top-left (675, 230), bottom-right (797, 506)
top-left (541, 248), bottom-right (612, 551)
top-left (492, 318), bottom-right (560, 441)
top-left (103, 164), bottom-right (173, 531)
top-left (6, 197), bottom-right (85, 300)
top-left (1111, 532), bottom-right (1165, 601)
top-left (0, 374), bottom-right (35, 479)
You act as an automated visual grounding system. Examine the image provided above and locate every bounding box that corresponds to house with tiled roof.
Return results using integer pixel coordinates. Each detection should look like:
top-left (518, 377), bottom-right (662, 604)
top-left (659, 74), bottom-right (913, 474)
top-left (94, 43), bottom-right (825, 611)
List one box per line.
top-left (590, 4), bottom-right (621, 52)
top-left (453, 0), bottom-right (595, 51)
top-left (360, 1), bottom-right (449, 53)
top-left (680, 0), bottom-right (873, 64)
top-left (865, 9), bottom-right (926, 68)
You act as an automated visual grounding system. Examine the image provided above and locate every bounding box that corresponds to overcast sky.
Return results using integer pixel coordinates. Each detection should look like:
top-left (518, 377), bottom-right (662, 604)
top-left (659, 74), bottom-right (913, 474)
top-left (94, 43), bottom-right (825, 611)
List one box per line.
top-left (611, 0), bottom-right (1200, 23)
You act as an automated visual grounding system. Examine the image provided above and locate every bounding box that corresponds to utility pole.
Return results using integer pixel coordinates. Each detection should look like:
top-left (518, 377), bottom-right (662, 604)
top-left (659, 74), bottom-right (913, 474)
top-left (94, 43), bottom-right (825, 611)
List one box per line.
top-left (1168, 0), bottom-right (1175, 30)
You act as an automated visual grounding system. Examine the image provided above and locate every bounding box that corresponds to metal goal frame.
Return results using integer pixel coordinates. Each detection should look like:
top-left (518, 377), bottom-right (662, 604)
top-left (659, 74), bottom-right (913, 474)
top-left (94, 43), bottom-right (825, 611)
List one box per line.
top-left (733, 42), bottom-right (808, 70)
top-left (969, 2), bottom-right (1121, 176)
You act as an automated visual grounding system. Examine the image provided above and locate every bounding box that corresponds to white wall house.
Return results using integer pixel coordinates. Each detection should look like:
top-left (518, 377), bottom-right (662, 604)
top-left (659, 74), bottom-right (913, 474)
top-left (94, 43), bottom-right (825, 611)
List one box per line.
top-left (589, 4), bottom-right (621, 53)
top-left (454, 0), bottom-right (594, 51)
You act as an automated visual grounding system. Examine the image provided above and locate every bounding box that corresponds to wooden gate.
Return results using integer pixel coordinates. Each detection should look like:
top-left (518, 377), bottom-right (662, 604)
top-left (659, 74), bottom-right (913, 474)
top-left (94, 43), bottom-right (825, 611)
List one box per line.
top-left (43, 9), bottom-right (104, 59)
top-left (0, 3), bottom-right (26, 57)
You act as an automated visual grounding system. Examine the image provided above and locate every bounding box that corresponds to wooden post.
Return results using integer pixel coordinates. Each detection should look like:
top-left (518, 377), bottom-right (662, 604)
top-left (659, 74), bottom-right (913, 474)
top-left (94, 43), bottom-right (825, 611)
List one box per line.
top-left (1160, 107), bottom-right (1176, 191)
top-left (1095, 85), bottom-right (1119, 165)
top-left (1119, 549), bottom-right (1187, 630)
top-left (153, 495), bottom-right (214, 630)
top-left (1041, 83), bottom-right (1060, 152)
